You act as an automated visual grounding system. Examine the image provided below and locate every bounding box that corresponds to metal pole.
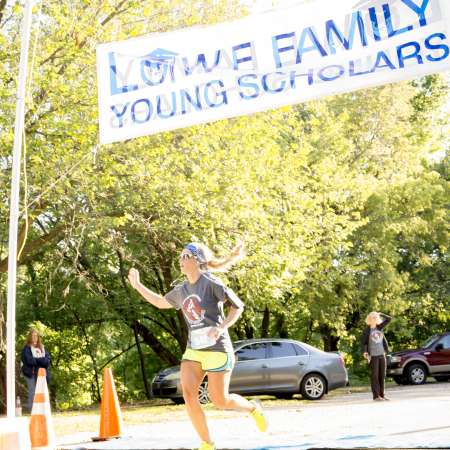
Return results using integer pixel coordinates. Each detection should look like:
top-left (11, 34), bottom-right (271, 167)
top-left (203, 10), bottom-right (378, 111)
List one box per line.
top-left (6, 0), bottom-right (34, 418)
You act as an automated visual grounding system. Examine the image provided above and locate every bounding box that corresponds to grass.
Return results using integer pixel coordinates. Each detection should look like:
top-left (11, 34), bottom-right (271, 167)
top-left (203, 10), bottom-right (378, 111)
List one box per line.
top-left (52, 402), bottom-right (188, 436)
top-left (52, 400), bottom-right (255, 437)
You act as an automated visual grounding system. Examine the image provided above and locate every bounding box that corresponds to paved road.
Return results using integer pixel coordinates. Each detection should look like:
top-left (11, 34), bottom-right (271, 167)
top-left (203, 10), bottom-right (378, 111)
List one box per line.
top-left (58, 382), bottom-right (450, 450)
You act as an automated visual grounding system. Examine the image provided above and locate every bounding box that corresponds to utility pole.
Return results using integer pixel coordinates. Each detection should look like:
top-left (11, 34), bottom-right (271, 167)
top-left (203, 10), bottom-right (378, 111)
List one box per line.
top-left (6, 0), bottom-right (34, 418)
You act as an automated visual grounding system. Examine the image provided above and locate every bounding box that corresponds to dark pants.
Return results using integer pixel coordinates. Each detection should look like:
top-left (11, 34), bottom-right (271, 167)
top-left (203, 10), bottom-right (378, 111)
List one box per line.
top-left (369, 355), bottom-right (386, 399)
top-left (25, 375), bottom-right (37, 412)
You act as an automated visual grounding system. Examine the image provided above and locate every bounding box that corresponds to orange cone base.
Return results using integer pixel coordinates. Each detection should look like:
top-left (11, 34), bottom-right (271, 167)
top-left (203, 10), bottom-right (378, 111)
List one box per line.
top-left (92, 368), bottom-right (123, 442)
top-left (30, 416), bottom-right (48, 448)
top-left (29, 369), bottom-right (55, 450)
top-left (91, 435), bottom-right (121, 442)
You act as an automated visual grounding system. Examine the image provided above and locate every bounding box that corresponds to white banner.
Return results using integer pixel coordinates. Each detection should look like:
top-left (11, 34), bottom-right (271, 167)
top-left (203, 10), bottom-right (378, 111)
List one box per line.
top-left (97, 0), bottom-right (450, 144)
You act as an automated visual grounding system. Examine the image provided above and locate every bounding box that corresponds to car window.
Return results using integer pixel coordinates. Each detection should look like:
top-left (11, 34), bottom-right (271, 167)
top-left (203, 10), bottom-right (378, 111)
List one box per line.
top-left (292, 343), bottom-right (308, 356)
top-left (235, 343), bottom-right (267, 361)
top-left (422, 335), bottom-right (439, 348)
top-left (436, 335), bottom-right (450, 350)
top-left (270, 342), bottom-right (298, 358)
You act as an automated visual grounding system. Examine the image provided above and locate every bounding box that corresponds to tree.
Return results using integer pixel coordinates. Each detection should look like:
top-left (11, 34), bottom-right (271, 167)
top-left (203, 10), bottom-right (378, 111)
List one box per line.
top-left (0, 0), bottom-right (448, 410)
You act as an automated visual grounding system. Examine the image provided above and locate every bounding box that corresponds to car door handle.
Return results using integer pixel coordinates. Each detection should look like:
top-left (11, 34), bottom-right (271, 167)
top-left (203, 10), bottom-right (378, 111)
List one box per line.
top-left (261, 364), bottom-right (268, 368)
top-left (424, 352), bottom-right (431, 355)
top-left (298, 362), bottom-right (305, 366)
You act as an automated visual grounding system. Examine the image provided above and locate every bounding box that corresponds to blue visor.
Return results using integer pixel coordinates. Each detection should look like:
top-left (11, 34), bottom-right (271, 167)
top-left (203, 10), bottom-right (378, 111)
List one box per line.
top-left (185, 243), bottom-right (206, 264)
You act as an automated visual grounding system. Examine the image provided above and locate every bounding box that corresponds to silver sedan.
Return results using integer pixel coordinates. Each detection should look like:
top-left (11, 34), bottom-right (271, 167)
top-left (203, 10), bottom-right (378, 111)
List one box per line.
top-left (151, 338), bottom-right (348, 404)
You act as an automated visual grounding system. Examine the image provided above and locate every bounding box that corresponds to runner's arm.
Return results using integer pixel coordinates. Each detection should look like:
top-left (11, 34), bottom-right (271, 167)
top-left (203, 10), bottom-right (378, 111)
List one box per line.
top-left (219, 305), bottom-right (244, 332)
top-left (128, 268), bottom-right (173, 309)
top-left (378, 312), bottom-right (392, 329)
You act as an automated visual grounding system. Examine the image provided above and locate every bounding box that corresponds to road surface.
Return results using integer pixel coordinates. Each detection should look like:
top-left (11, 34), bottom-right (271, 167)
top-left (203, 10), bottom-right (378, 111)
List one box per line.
top-left (58, 382), bottom-right (450, 449)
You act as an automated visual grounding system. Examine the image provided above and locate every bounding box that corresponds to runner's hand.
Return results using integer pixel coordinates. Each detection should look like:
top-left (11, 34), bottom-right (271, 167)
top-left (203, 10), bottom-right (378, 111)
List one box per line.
top-left (208, 326), bottom-right (225, 341)
top-left (233, 241), bottom-right (245, 258)
top-left (363, 352), bottom-right (369, 360)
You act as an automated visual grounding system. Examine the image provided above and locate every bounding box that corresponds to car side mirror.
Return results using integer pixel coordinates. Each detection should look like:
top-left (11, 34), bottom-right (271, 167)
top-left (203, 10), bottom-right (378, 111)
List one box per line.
top-left (435, 343), bottom-right (444, 352)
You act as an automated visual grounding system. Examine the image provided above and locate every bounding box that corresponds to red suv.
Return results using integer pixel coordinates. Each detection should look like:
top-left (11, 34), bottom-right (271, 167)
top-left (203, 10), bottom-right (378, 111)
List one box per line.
top-left (387, 332), bottom-right (450, 385)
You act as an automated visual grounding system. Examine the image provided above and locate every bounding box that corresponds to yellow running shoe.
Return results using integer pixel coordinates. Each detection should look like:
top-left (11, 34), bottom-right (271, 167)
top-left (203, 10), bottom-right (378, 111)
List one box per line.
top-left (250, 400), bottom-right (268, 432)
top-left (198, 441), bottom-right (215, 450)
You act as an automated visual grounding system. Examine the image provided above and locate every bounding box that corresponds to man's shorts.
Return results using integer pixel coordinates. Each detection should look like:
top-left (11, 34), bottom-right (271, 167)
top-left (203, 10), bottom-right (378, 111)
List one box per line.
top-left (182, 348), bottom-right (235, 372)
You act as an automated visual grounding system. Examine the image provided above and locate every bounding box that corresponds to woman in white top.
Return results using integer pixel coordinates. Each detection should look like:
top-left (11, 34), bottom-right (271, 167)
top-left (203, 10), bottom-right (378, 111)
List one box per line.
top-left (21, 329), bottom-right (51, 412)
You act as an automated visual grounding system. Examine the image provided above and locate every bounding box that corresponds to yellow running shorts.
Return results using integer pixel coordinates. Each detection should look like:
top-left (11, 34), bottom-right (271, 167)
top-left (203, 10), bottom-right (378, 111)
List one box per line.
top-left (182, 348), bottom-right (235, 372)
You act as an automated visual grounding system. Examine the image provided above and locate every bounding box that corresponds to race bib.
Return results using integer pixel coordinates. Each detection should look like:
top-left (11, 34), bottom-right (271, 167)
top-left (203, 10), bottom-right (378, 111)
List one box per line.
top-left (190, 327), bottom-right (217, 349)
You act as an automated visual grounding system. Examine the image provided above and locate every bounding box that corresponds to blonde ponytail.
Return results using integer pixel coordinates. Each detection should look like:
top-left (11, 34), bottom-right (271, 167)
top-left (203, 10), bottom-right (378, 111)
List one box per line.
top-left (193, 242), bottom-right (244, 272)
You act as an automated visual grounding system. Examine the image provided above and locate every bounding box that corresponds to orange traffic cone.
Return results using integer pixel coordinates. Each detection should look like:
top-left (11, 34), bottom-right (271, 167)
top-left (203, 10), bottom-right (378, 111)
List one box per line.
top-left (29, 368), bottom-right (55, 450)
top-left (92, 368), bottom-right (123, 441)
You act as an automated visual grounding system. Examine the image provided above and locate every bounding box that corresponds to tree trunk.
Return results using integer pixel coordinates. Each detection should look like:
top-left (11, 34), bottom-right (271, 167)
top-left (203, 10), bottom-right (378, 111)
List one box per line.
top-left (303, 319), bottom-right (313, 343)
top-left (319, 324), bottom-right (340, 351)
top-left (275, 313), bottom-right (289, 338)
top-left (76, 252), bottom-right (179, 366)
top-left (261, 306), bottom-right (270, 338)
top-left (69, 306), bottom-right (101, 402)
top-left (241, 310), bottom-right (254, 339)
top-left (134, 321), bottom-right (179, 366)
top-left (133, 322), bottom-right (152, 399)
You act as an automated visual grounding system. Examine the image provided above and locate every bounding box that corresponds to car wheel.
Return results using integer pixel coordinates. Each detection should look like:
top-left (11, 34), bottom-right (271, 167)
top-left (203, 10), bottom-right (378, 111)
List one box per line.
top-left (406, 363), bottom-right (427, 385)
top-left (300, 373), bottom-right (326, 400)
top-left (198, 381), bottom-right (210, 404)
top-left (171, 397), bottom-right (185, 405)
top-left (392, 375), bottom-right (408, 385)
top-left (434, 376), bottom-right (450, 382)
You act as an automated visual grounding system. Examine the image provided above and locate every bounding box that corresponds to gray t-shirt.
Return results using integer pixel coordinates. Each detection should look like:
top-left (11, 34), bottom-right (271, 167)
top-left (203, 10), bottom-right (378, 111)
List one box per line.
top-left (368, 328), bottom-right (385, 357)
top-left (165, 272), bottom-right (244, 353)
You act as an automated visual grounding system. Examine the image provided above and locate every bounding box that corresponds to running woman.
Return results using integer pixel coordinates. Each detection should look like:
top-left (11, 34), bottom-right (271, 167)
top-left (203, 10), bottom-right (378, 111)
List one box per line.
top-left (128, 242), bottom-right (267, 450)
